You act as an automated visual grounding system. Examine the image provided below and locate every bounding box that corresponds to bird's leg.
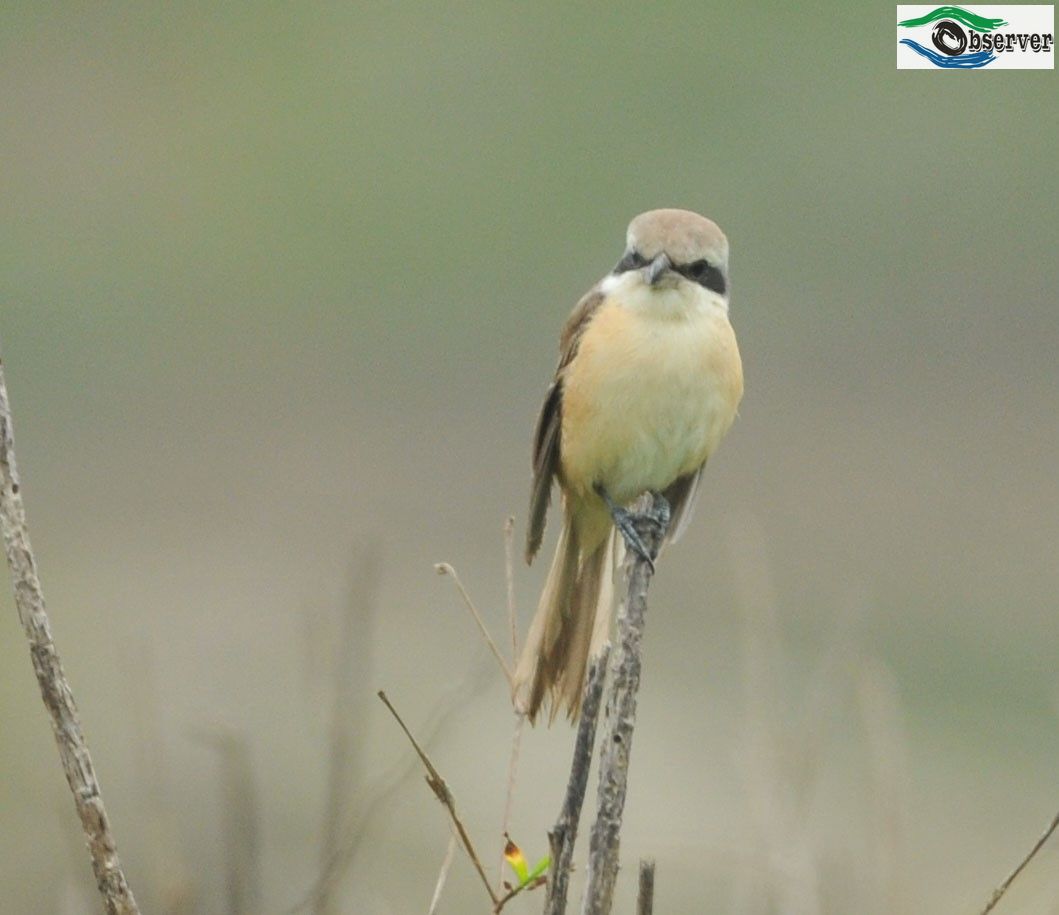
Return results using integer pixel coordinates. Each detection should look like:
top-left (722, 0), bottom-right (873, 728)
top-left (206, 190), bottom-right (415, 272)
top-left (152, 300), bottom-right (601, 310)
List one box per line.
top-left (593, 483), bottom-right (669, 572)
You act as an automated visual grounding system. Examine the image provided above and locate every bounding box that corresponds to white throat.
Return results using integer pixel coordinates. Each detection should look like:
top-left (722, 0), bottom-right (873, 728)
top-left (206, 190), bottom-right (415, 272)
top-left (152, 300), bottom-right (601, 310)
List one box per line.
top-left (599, 270), bottom-right (729, 318)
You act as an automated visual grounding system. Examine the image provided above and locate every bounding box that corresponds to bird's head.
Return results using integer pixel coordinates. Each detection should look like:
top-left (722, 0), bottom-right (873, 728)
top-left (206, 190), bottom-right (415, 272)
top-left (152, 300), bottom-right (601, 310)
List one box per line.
top-left (612, 208), bottom-right (729, 300)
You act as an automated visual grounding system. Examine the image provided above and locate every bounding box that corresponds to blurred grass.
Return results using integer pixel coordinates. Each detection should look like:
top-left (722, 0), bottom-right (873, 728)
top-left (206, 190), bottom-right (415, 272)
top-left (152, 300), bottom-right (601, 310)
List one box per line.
top-left (1, 2), bottom-right (1057, 913)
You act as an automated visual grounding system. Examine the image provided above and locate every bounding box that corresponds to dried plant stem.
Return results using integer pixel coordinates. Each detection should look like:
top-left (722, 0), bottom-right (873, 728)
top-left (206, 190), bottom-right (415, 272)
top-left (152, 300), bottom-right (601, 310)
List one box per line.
top-left (581, 492), bottom-right (670, 915)
top-left (435, 562), bottom-right (513, 688)
top-left (497, 712), bottom-right (526, 890)
top-left (544, 646), bottom-right (611, 915)
top-left (427, 831), bottom-right (458, 915)
top-left (493, 874), bottom-right (539, 912)
top-left (979, 808), bottom-right (1059, 914)
top-left (503, 515), bottom-right (518, 659)
top-left (0, 356), bottom-right (140, 914)
top-left (377, 690), bottom-right (500, 908)
top-left (636, 859), bottom-right (655, 915)
top-left (497, 518), bottom-right (524, 891)
top-left (291, 661), bottom-right (493, 915)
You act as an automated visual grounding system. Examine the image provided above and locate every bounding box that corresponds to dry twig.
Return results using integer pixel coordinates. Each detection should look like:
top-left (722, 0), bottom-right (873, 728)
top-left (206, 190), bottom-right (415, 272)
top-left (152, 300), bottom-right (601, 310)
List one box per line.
top-left (492, 872), bottom-right (543, 912)
top-left (979, 808), bottom-right (1059, 914)
top-left (427, 831), bottom-right (458, 915)
top-left (497, 518), bottom-right (525, 890)
top-left (435, 562), bottom-right (513, 687)
top-left (0, 355), bottom-right (140, 914)
top-left (377, 690), bottom-right (501, 908)
top-left (290, 656), bottom-right (493, 913)
top-left (503, 515), bottom-right (518, 659)
top-left (544, 647), bottom-right (611, 915)
top-left (581, 491), bottom-right (670, 915)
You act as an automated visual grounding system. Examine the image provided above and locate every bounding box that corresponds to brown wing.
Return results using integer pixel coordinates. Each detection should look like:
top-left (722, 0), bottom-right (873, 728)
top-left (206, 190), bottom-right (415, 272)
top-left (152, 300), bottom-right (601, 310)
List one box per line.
top-left (525, 287), bottom-right (605, 563)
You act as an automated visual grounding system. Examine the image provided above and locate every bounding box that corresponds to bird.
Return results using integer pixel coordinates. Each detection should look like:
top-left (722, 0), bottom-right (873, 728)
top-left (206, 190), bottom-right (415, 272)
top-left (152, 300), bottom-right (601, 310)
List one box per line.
top-left (513, 208), bottom-right (743, 723)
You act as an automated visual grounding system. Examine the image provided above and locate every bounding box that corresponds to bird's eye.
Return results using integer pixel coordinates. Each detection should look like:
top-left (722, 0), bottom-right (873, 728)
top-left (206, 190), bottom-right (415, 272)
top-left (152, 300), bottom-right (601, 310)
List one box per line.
top-left (681, 259), bottom-right (727, 295)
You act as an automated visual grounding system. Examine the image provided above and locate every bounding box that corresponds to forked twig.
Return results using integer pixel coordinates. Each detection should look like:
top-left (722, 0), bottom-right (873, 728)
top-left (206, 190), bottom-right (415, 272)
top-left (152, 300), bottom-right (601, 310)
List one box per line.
top-left (492, 873), bottom-right (543, 912)
top-left (377, 690), bottom-right (500, 908)
top-left (979, 808), bottom-right (1059, 914)
top-left (0, 355), bottom-right (140, 914)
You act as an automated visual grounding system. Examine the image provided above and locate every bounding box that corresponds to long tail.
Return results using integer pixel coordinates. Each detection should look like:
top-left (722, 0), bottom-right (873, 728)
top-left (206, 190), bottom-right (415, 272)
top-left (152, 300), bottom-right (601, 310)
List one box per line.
top-left (514, 515), bottom-right (619, 723)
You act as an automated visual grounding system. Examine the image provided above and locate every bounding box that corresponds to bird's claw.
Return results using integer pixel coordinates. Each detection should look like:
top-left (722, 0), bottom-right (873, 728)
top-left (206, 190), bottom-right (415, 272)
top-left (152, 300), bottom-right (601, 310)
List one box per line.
top-left (611, 506), bottom-right (656, 572)
top-left (594, 484), bottom-right (668, 572)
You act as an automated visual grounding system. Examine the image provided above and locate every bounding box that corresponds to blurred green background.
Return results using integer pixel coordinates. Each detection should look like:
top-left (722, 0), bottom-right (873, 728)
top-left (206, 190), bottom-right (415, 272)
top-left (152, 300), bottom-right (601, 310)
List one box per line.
top-left (2, 3), bottom-right (1057, 913)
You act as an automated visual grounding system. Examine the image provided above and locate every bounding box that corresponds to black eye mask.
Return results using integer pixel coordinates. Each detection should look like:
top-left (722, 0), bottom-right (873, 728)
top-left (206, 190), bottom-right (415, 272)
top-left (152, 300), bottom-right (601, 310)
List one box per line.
top-left (613, 250), bottom-right (727, 296)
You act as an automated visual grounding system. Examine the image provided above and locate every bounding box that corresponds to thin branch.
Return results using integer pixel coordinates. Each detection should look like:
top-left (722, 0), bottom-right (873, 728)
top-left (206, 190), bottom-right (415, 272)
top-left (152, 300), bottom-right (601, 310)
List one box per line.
top-left (377, 690), bottom-right (501, 908)
top-left (0, 355), bottom-right (140, 914)
top-left (493, 872), bottom-right (544, 912)
top-left (497, 516), bottom-right (524, 891)
top-left (503, 515), bottom-right (518, 659)
top-left (435, 562), bottom-right (513, 687)
top-left (581, 492), bottom-right (670, 915)
top-left (289, 658), bottom-right (494, 914)
top-left (636, 859), bottom-right (655, 915)
top-left (544, 646), bottom-right (610, 915)
top-left (979, 808), bottom-right (1059, 914)
top-left (426, 831), bottom-right (458, 915)
top-left (497, 712), bottom-right (526, 891)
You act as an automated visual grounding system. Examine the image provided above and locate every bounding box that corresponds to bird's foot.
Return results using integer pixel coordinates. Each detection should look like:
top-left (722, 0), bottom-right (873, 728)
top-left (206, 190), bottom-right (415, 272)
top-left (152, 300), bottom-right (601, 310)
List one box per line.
top-left (593, 485), bottom-right (671, 572)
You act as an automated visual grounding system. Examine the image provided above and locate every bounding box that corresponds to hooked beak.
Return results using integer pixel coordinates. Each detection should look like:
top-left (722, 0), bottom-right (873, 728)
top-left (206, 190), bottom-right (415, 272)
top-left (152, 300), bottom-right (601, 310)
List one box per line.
top-left (644, 253), bottom-right (671, 287)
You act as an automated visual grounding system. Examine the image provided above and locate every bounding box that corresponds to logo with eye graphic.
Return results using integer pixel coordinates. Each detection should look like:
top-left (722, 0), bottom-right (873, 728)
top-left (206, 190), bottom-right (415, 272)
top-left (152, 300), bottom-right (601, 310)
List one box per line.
top-left (897, 5), bottom-right (1055, 69)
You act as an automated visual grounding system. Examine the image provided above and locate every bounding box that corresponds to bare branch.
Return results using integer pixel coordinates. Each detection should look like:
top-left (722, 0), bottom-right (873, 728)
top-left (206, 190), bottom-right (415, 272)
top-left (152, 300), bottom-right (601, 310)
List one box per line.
top-left (289, 658), bottom-right (493, 914)
top-left (544, 646), bottom-right (610, 915)
top-left (0, 355), bottom-right (140, 914)
top-left (435, 562), bottom-right (513, 687)
top-left (377, 690), bottom-right (501, 908)
top-left (581, 492), bottom-right (670, 915)
top-left (493, 870), bottom-right (545, 912)
top-left (636, 859), bottom-right (655, 915)
top-left (503, 515), bottom-right (518, 659)
top-left (979, 808), bottom-right (1059, 914)
top-left (497, 712), bottom-right (526, 890)
top-left (496, 516), bottom-right (525, 890)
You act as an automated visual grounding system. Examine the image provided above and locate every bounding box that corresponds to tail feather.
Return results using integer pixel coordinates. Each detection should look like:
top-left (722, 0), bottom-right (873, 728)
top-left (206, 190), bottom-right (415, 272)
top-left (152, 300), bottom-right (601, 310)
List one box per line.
top-left (514, 518), bottom-right (619, 723)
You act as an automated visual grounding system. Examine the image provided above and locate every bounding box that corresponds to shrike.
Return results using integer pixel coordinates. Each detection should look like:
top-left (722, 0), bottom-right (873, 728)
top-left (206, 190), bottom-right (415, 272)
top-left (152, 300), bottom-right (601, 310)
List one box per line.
top-left (514, 208), bottom-right (743, 723)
